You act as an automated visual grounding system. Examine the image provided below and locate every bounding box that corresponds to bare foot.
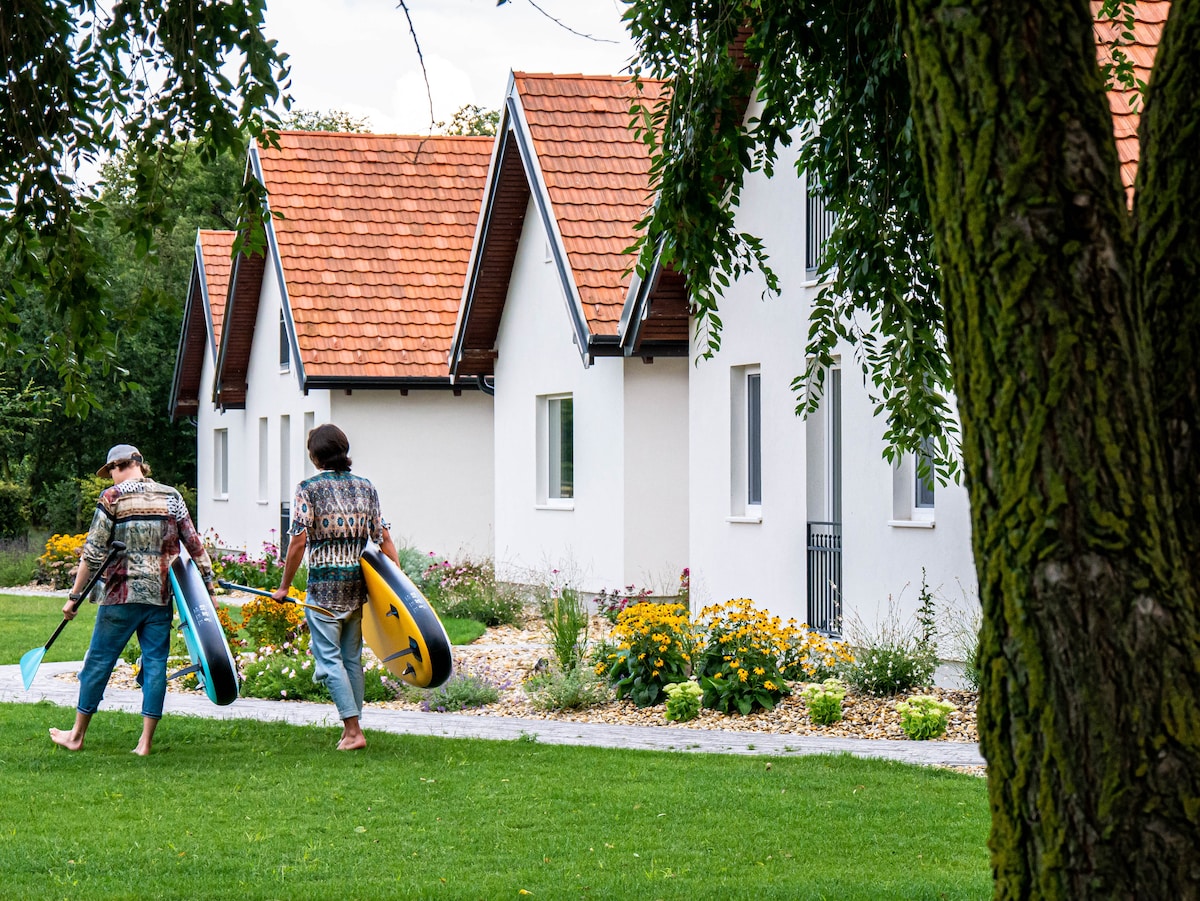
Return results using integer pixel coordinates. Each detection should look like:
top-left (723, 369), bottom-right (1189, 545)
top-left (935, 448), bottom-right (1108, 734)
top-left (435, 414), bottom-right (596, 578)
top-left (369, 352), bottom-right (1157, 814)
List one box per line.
top-left (49, 728), bottom-right (84, 751)
top-left (131, 744), bottom-right (152, 757)
top-left (336, 735), bottom-right (366, 751)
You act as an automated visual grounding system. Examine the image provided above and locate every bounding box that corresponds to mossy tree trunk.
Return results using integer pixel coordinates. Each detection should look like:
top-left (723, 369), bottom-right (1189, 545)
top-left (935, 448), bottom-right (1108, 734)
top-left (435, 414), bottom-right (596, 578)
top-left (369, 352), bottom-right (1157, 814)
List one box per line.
top-left (898, 0), bottom-right (1200, 896)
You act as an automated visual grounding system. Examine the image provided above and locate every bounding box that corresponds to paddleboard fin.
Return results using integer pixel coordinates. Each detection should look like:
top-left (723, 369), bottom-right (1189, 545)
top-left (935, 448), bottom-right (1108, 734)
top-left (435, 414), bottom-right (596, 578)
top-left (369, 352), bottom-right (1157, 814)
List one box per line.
top-left (381, 636), bottom-right (423, 665)
top-left (386, 604), bottom-right (400, 619)
top-left (168, 663), bottom-right (203, 681)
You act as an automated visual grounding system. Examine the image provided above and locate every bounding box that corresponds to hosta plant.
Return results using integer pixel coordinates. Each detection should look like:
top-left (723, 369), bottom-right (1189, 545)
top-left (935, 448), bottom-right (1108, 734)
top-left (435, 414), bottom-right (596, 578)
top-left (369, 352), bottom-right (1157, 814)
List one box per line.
top-left (663, 679), bottom-right (703, 722)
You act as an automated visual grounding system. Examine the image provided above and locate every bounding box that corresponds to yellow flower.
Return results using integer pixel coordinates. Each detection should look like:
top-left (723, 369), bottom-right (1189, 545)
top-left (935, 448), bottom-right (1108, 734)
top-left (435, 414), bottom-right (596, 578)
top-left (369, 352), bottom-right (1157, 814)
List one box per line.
top-left (754, 666), bottom-right (765, 676)
top-left (764, 680), bottom-right (777, 691)
top-left (738, 669), bottom-right (748, 683)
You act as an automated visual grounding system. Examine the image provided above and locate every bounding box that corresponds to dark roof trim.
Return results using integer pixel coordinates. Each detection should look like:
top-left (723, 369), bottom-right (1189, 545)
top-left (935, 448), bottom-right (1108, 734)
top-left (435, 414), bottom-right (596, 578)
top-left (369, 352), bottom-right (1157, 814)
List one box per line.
top-left (302, 376), bottom-right (482, 392)
top-left (618, 244), bottom-right (662, 354)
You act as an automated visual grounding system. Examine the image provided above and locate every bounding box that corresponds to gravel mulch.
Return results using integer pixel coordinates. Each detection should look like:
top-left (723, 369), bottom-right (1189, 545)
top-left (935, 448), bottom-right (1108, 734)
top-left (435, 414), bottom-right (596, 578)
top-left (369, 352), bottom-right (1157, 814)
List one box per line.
top-left (54, 612), bottom-right (981, 770)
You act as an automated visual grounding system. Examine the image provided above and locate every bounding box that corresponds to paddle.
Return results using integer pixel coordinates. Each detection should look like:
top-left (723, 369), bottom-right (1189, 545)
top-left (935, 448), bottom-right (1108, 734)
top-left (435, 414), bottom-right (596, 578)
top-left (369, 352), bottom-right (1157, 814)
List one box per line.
top-left (20, 540), bottom-right (127, 690)
top-left (216, 580), bottom-right (335, 617)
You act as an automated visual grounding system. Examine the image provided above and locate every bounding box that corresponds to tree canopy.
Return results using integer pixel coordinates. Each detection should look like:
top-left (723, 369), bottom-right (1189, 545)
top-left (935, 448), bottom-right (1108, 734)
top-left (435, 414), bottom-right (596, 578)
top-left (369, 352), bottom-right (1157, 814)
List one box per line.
top-left (0, 0), bottom-right (290, 415)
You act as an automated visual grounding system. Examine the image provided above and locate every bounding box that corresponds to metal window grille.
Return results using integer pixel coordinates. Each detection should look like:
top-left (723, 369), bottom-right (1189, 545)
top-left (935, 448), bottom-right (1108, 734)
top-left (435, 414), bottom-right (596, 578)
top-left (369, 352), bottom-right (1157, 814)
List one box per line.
top-left (806, 520), bottom-right (842, 635)
top-left (806, 183), bottom-right (837, 276)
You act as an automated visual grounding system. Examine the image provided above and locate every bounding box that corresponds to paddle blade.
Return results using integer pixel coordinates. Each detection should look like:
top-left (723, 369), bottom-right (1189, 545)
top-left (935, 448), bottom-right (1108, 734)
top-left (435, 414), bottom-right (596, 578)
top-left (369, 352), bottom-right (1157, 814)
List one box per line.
top-left (19, 646), bottom-right (46, 690)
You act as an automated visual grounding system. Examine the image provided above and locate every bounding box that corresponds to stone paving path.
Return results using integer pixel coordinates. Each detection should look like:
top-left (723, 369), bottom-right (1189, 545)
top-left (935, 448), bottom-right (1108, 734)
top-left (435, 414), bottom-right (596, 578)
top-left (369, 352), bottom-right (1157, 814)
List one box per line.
top-left (0, 661), bottom-right (985, 768)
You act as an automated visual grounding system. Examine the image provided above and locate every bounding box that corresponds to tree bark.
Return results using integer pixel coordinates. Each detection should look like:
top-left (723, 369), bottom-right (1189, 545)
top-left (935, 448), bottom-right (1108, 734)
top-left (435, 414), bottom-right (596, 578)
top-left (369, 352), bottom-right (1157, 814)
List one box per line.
top-left (898, 0), bottom-right (1200, 896)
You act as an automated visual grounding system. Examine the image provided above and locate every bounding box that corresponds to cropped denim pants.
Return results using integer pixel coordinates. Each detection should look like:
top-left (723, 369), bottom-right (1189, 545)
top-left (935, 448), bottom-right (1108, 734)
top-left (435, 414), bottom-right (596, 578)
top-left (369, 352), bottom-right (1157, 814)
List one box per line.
top-left (306, 606), bottom-right (365, 721)
top-left (77, 602), bottom-right (172, 719)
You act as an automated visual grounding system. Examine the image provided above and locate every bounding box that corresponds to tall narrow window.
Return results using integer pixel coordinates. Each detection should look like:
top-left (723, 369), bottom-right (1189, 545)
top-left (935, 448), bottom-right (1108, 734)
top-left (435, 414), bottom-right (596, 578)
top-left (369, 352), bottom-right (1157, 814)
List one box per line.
top-left (257, 418), bottom-right (269, 502)
top-left (303, 412), bottom-right (316, 477)
top-left (915, 435), bottom-right (936, 509)
top-left (279, 309), bottom-right (290, 371)
top-left (806, 174), bottom-right (837, 278)
top-left (746, 372), bottom-right (762, 506)
top-left (548, 396), bottom-right (574, 499)
top-left (214, 429), bottom-right (229, 497)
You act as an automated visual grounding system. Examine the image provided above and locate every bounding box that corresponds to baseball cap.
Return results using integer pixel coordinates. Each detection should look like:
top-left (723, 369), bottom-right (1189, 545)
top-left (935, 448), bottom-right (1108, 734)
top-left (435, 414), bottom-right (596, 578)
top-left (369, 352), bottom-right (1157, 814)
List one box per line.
top-left (98, 444), bottom-right (143, 477)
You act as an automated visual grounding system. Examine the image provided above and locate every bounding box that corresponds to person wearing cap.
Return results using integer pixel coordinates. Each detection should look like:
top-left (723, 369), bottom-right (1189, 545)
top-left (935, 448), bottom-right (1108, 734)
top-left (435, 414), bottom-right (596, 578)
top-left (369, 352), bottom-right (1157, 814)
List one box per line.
top-left (49, 444), bottom-right (217, 756)
top-left (272, 423), bottom-right (399, 751)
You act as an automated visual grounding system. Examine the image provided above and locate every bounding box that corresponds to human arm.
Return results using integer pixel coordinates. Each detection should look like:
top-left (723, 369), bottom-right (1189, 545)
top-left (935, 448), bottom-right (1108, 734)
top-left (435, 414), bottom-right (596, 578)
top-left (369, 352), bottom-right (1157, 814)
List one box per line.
top-left (379, 527), bottom-right (399, 567)
top-left (63, 559), bottom-right (92, 619)
top-left (176, 501), bottom-right (216, 598)
top-left (272, 529), bottom-right (307, 601)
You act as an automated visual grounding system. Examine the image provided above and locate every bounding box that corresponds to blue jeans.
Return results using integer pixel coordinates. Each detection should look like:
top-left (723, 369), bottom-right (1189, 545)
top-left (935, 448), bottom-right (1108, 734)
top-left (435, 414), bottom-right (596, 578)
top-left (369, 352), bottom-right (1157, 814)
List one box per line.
top-left (306, 606), bottom-right (365, 720)
top-left (77, 602), bottom-right (173, 719)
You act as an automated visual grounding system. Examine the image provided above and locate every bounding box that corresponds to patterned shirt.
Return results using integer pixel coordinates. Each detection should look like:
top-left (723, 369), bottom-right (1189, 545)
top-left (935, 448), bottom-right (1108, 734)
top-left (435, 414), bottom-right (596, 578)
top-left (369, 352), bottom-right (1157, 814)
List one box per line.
top-left (289, 470), bottom-right (389, 613)
top-left (81, 478), bottom-right (215, 606)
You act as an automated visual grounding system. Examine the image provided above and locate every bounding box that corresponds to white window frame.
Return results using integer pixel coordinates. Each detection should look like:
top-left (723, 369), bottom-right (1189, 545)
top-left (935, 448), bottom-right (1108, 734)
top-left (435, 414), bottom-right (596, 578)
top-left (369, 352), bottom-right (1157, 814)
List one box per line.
top-left (729, 365), bottom-right (763, 521)
top-left (279, 309), bottom-right (290, 372)
top-left (890, 438), bottom-right (936, 528)
top-left (257, 417), bottom-right (269, 503)
top-left (536, 393), bottom-right (574, 509)
top-left (213, 429), bottom-right (229, 499)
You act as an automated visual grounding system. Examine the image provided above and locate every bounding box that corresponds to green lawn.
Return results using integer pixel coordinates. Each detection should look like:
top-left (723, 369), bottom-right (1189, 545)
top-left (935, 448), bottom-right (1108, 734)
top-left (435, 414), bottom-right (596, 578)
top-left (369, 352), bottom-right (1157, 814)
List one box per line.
top-left (0, 703), bottom-right (990, 900)
top-left (0, 593), bottom-right (98, 665)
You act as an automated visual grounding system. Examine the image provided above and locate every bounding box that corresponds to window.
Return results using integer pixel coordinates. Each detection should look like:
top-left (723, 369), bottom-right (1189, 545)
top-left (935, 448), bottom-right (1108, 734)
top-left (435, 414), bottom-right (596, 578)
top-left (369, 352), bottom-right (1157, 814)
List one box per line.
top-left (730, 365), bottom-right (762, 518)
top-left (537, 394), bottom-right (574, 506)
top-left (214, 429), bottom-right (229, 498)
top-left (257, 418), bottom-right (269, 502)
top-left (891, 435), bottom-right (936, 526)
top-left (806, 173), bottom-right (837, 278)
top-left (549, 396), bottom-right (573, 500)
top-left (303, 412), bottom-right (316, 477)
top-left (279, 309), bottom-right (290, 371)
top-left (747, 372), bottom-right (762, 506)
top-left (915, 436), bottom-right (936, 510)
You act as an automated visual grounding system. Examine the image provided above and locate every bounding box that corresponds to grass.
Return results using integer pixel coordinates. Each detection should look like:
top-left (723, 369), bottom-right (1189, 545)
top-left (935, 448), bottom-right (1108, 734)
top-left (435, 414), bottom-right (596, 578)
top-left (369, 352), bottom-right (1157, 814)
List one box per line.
top-left (0, 703), bottom-right (991, 900)
top-left (0, 594), bottom-right (99, 665)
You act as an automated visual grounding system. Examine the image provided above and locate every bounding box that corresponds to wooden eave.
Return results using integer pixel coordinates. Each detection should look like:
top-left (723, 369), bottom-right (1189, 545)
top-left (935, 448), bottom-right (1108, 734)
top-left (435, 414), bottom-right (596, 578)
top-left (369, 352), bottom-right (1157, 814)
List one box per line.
top-left (450, 128), bottom-right (530, 379)
top-left (213, 249), bottom-right (267, 410)
top-left (169, 263), bottom-right (208, 420)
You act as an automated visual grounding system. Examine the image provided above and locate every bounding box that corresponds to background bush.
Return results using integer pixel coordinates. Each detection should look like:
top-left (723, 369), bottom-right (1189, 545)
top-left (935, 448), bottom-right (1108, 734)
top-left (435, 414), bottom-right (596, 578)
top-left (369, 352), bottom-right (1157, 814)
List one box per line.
top-left (0, 482), bottom-right (30, 539)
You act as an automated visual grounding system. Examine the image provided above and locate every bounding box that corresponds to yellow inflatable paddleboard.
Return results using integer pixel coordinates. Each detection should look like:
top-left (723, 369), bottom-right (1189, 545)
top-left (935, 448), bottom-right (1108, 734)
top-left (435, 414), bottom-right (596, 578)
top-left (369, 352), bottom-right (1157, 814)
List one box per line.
top-left (360, 544), bottom-right (452, 688)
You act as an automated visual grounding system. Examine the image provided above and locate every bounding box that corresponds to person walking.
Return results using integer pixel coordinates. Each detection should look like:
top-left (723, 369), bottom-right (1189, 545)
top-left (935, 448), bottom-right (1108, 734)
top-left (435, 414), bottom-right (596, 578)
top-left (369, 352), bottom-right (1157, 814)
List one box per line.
top-left (272, 424), bottom-right (398, 751)
top-left (49, 444), bottom-right (217, 756)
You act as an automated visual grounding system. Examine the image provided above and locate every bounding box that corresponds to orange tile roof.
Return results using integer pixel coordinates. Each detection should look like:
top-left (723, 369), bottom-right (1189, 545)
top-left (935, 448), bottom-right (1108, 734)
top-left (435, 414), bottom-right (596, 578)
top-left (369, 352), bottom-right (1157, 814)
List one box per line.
top-left (255, 132), bottom-right (493, 379)
top-left (198, 229), bottom-right (235, 349)
top-left (1094, 0), bottom-right (1170, 200)
top-left (513, 73), bottom-right (668, 336)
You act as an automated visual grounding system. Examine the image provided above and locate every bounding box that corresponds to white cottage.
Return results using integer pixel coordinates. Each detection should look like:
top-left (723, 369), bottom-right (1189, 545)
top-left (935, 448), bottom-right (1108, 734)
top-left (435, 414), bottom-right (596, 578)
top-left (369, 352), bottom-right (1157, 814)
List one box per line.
top-left (171, 132), bottom-right (496, 560)
top-left (449, 73), bottom-right (689, 593)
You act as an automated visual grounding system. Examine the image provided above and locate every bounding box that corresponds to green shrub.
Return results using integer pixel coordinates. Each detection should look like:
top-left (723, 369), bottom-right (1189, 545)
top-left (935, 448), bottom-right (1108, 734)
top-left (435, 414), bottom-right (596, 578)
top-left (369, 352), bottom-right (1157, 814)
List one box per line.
top-left (896, 695), bottom-right (957, 740)
top-left (663, 680), bottom-right (703, 722)
top-left (603, 601), bottom-right (694, 707)
top-left (423, 555), bottom-right (524, 626)
top-left (801, 678), bottom-right (847, 726)
top-left (842, 587), bottom-right (939, 696)
top-left (524, 666), bottom-right (611, 711)
top-left (209, 540), bottom-right (287, 591)
top-left (40, 479), bottom-right (82, 534)
top-left (593, 583), bottom-right (651, 624)
top-left (0, 535), bottom-right (39, 586)
top-left (419, 669), bottom-right (501, 712)
top-left (0, 482), bottom-right (30, 539)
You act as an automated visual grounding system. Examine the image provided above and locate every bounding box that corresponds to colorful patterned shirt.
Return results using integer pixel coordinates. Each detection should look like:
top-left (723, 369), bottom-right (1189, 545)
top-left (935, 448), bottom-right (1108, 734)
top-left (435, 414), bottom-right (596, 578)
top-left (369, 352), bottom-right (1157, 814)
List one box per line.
top-left (289, 470), bottom-right (389, 613)
top-left (81, 478), bottom-right (215, 606)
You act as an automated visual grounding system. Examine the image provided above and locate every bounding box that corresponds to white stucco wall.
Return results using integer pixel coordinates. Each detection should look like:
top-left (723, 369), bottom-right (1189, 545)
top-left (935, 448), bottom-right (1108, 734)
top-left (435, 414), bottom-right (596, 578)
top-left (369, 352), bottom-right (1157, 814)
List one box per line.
top-left (491, 196), bottom-right (688, 592)
top-left (687, 137), bottom-right (978, 634)
top-left (332, 390), bottom-right (494, 559)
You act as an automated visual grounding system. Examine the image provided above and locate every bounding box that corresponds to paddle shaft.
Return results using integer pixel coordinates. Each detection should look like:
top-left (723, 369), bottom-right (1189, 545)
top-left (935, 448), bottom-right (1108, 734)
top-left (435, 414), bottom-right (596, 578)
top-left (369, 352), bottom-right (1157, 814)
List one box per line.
top-left (216, 580), bottom-right (335, 617)
top-left (41, 541), bottom-right (127, 651)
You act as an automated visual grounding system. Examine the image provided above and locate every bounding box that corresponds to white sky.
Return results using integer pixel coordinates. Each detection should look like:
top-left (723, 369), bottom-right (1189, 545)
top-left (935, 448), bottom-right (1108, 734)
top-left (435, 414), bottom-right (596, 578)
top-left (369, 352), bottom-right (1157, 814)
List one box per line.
top-left (261, 0), bottom-right (639, 134)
